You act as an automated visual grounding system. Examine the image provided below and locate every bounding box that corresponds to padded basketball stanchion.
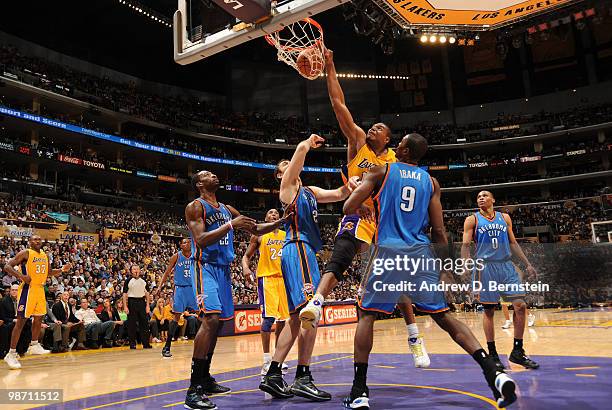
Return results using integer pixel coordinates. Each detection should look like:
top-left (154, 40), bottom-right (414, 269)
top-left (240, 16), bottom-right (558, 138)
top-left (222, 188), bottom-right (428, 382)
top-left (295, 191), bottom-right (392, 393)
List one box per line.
top-left (264, 18), bottom-right (326, 80)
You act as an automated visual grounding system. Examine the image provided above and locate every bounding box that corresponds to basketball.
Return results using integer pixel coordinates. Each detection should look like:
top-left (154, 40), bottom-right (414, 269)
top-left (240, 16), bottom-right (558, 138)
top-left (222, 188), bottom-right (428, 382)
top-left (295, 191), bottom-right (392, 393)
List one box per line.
top-left (296, 47), bottom-right (324, 79)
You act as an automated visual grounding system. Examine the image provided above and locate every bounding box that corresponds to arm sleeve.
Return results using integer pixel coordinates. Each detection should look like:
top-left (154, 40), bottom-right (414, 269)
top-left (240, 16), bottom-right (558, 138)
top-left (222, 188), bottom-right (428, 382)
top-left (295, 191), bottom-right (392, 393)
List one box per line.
top-left (123, 278), bottom-right (130, 294)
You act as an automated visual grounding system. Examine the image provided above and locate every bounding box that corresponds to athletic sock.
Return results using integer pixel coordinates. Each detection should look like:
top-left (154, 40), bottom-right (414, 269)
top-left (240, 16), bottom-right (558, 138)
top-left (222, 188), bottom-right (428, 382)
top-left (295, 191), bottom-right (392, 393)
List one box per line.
top-left (30, 341), bottom-right (39, 346)
top-left (513, 338), bottom-right (523, 350)
top-left (312, 293), bottom-right (324, 305)
top-left (353, 362), bottom-right (368, 390)
top-left (190, 358), bottom-right (206, 387)
top-left (9, 348), bottom-right (16, 354)
top-left (407, 323), bottom-right (419, 341)
top-left (472, 349), bottom-right (497, 375)
top-left (165, 321), bottom-right (177, 349)
top-left (263, 352), bottom-right (272, 363)
top-left (202, 353), bottom-right (213, 379)
top-left (487, 341), bottom-right (498, 356)
top-left (267, 361), bottom-right (282, 376)
top-left (296, 365), bottom-right (310, 378)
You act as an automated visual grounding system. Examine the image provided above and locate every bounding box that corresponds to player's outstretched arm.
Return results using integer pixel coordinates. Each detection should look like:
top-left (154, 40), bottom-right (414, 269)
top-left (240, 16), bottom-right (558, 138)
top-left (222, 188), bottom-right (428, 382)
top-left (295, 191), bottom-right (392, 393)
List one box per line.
top-left (343, 166), bottom-right (385, 214)
top-left (325, 49), bottom-right (366, 160)
top-left (502, 213), bottom-right (537, 277)
top-left (50, 262), bottom-right (72, 277)
top-left (279, 134), bottom-right (324, 204)
top-left (461, 215), bottom-right (476, 260)
top-left (186, 201), bottom-right (254, 248)
top-left (226, 205), bottom-right (280, 235)
top-left (158, 253), bottom-right (179, 290)
top-left (4, 250), bottom-right (30, 283)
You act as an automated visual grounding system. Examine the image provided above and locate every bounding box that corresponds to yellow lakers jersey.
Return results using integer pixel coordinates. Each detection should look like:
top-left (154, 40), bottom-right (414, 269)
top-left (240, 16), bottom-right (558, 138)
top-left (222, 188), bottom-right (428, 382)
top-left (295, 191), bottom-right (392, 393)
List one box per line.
top-left (342, 143), bottom-right (397, 208)
top-left (24, 248), bottom-right (49, 286)
top-left (256, 230), bottom-right (285, 277)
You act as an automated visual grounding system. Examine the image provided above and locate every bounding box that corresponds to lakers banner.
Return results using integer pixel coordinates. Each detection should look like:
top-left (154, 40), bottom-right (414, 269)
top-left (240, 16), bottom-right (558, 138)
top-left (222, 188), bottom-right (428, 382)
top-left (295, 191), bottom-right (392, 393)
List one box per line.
top-left (0, 226), bottom-right (99, 244)
top-left (376, 0), bottom-right (576, 29)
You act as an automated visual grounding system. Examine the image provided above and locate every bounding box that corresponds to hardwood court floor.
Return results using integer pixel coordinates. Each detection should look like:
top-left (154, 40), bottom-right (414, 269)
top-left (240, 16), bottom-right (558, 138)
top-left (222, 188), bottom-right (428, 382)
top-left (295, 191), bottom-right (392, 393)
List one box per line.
top-left (2, 308), bottom-right (611, 409)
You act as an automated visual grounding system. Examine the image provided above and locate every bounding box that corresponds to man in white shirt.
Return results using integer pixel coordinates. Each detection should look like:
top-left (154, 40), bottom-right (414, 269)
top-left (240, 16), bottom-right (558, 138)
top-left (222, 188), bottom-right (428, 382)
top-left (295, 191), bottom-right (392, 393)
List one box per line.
top-left (75, 299), bottom-right (114, 348)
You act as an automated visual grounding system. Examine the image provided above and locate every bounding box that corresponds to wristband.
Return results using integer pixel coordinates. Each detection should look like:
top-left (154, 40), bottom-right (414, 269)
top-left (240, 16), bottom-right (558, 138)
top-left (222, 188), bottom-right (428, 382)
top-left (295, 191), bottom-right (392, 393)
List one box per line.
top-left (227, 221), bottom-right (234, 230)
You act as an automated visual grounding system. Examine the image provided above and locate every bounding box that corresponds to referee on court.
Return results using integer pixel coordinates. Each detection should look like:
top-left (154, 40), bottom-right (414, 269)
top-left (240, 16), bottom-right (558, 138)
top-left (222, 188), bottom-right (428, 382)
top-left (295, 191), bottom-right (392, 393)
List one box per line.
top-left (123, 264), bottom-right (152, 349)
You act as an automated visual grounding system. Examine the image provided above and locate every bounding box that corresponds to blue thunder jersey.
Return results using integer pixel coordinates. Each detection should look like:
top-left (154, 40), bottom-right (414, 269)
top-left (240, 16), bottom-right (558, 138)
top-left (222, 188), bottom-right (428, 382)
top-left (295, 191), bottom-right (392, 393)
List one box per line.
top-left (474, 211), bottom-right (512, 261)
top-left (190, 198), bottom-right (235, 266)
top-left (173, 252), bottom-right (192, 286)
top-left (373, 163), bottom-right (433, 247)
top-left (283, 186), bottom-right (323, 252)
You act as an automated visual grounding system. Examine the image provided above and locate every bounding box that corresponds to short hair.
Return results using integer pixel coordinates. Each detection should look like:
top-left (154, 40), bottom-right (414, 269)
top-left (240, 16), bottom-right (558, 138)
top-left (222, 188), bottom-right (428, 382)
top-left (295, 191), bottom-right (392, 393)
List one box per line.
top-left (191, 172), bottom-right (201, 191)
top-left (405, 133), bottom-right (428, 162)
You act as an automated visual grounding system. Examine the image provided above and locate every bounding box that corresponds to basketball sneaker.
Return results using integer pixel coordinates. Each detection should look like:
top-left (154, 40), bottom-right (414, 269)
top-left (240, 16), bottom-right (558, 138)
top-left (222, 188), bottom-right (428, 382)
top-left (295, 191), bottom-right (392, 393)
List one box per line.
top-left (290, 373), bottom-right (332, 401)
top-left (528, 314), bottom-right (535, 327)
top-left (492, 371), bottom-right (517, 408)
top-left (162, 347), bottom-right (172, 358)
top-left (409, 336), bottom-right (430, 368)
top-left (202, 376), bottom-right (231, 394)
top-left (343, 386), bottom-right (370, 409)
top-left (501, 320), bottom-right (512, 329)
top-left (4, 352), bottom-right (21, 370)
top-left (299, 297), bottom-right (323, 329)
top-left (184, 385), bottom-right (217, 410)
top-left (490, 353), bottom-right (505, 371)
top-left (509, 348), bottom-right (539, 369)
top-left (281, 362), bottom-right (289, 375)
top-left (259, 373), bottom-right (294, 399)
top-left (27, 342), bottom-right (51, 355)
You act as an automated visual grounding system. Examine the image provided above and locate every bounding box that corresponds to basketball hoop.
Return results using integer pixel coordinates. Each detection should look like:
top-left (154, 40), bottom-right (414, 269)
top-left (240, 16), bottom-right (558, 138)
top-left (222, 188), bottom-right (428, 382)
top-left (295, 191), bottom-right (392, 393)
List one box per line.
top-left (265, 18), bottom-right (326, 80)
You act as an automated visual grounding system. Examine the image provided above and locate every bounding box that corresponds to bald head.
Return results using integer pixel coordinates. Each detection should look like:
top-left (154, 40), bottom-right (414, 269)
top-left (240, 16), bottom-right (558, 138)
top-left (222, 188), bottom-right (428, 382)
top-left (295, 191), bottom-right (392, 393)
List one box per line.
top-left (396, 133), bottom-right (428, 163)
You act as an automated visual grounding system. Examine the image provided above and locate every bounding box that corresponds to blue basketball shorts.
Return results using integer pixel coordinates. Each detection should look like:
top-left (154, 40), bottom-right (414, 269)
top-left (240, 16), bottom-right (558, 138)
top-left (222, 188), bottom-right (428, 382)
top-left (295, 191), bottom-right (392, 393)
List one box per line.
top-left (281, 241), bottom-right (321, 313)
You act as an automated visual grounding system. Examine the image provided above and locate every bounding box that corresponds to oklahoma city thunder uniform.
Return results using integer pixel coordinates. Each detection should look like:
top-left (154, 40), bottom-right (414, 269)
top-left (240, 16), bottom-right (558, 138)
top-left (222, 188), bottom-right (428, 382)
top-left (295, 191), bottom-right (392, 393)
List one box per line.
top-left (282, 186), bottom-right (322, 312)
top-left (256, 230), bottom-right (289, 320)
top-left (338, 143), bottom-right (396, 243)
top-left (189, 198), bottom-right (235, 320)
top-left (358, 163), bottom-right (448, 314)
top-left (172, 252), bottom-right (198, 313)
top-left (472, 211), bottom-right (523, 304)
top-left (17, 248), bottom-right (49, 318)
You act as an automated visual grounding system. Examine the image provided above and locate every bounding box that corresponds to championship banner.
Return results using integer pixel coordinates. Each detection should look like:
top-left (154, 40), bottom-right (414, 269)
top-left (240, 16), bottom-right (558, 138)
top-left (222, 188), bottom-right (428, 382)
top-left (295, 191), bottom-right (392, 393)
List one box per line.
top-left (0, 225), bottom-right (98, 244)
top-left (102, 228), bottom-right (128, 240)
top-left (323, 304), bottom-right (358, 325)
top-left (375, 0), bottom-right (576, 29)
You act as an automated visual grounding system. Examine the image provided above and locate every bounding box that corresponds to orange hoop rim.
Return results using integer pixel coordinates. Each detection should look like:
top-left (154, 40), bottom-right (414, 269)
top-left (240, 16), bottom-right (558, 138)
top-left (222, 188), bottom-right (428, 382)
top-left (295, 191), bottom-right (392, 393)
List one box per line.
top-left (264, 17), bottom-right (325, 53)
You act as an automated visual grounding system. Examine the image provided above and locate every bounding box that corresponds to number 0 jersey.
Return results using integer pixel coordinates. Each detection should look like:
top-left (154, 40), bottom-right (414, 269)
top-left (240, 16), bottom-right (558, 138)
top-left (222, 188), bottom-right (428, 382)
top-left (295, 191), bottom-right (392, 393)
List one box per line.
top-left (190, 198), bottom-right (235, 266)
top-left (474, 211), bottom-right (512, 261)
top-left (373, 163), bottom-right (433, 247)
top-left (23, 248), bottom-right (49, 286)
top-left (256, 230), bottom-right (286, 278)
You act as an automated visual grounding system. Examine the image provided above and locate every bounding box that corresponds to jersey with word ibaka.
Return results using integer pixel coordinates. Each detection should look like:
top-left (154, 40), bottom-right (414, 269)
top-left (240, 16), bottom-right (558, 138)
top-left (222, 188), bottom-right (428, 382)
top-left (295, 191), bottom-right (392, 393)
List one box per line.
top-left (283, 186), bottom-right (322, 252)
top-left (173, 252), bottom-right (193, 286)
top-left (190, 198), bottom-right (234, 265)
top-left (474, 211), bottom-right (511, 261)
top-left (256, 230), bottom-right (285, 277)
top-left (373, 163), bottom-right (432, 247)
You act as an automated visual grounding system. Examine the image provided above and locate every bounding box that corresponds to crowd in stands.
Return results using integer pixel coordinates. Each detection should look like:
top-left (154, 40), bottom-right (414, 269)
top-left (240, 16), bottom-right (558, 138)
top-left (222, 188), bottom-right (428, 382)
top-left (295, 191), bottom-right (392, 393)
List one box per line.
top-left (3, 43), bottom-right (612, 152)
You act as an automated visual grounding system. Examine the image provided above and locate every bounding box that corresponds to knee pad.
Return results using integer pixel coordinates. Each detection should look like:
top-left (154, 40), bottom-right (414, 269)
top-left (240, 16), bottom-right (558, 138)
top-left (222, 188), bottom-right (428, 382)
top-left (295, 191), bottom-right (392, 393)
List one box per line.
top-left (261, 317), bottom-right (275, 332)
top-left (325, 232), bottom-right (360, 282)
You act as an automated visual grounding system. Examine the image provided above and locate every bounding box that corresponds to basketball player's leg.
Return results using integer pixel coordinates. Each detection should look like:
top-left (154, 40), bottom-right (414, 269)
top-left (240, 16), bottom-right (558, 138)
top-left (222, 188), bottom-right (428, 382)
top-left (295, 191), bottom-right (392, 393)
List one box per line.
top-left (397, 296), bottom-right (430, 368)
top-left (261, 243), bottom-right (330, 401)
top-left (300, 230), bottom-right (360, 327)
top-left (501, 303), bottom-right (512, 328)
top-left (507, 297), bottom-right (539, 369)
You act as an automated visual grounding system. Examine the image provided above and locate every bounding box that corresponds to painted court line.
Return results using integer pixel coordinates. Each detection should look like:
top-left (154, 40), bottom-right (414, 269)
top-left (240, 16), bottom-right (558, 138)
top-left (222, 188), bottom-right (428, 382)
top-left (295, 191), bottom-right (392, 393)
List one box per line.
top-left (564, 366), bottom-right (600, 371)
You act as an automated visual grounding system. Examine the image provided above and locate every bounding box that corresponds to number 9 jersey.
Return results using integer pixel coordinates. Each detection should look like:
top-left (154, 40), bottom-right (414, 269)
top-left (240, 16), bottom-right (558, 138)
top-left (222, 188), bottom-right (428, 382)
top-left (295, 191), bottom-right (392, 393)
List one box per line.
top-left (373, 163), bottom-right (433, 247)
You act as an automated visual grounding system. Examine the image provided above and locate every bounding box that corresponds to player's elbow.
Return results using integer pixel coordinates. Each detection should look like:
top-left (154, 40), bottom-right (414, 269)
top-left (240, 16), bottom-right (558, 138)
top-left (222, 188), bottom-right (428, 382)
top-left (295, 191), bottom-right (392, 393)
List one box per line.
top-left (343, 202), bottom-right (356, 215)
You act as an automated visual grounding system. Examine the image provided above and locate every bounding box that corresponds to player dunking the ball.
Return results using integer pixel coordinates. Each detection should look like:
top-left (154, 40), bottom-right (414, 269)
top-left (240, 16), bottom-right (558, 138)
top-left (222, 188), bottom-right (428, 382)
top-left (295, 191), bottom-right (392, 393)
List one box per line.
top-left (184, 170), bottom-right (289, 410)
top-left (157, 238), bottom-right (195, 358)
top-left (299, 48), bottom-right (430, 368)
top-left (342, 134), bottom-right (517, 409)
top-left (462, 191), bottom-right (539, 370)
top-left (241, 208), bottom-right (290, 375)
top-left (259, 134), bottom-right (359, 401)
top-left (3, 235), bottom-right (72, 370)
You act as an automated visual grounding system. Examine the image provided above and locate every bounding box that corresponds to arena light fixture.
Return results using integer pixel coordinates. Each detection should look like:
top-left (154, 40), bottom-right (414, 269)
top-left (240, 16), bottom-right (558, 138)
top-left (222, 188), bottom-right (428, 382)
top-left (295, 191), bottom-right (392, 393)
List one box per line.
top-left (448, 36), bottom-right (456, 44)
top-left (420, 34), bottom-right (428, 43)
top-left (439, 35), bottom-right (447, 43)
top-left (429, 34), bottom-right (437, 43)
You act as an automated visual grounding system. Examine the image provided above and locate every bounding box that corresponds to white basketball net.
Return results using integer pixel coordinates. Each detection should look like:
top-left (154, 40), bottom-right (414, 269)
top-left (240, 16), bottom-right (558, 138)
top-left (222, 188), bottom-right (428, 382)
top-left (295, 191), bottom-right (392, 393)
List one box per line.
top-left (265, 18), bottom-right (326, 80)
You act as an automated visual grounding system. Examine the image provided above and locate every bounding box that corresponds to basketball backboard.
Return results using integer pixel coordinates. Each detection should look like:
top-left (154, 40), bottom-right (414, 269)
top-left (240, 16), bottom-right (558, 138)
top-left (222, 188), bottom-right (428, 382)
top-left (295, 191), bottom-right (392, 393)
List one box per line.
top-left (173, 0), bottom-right (348, 65)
